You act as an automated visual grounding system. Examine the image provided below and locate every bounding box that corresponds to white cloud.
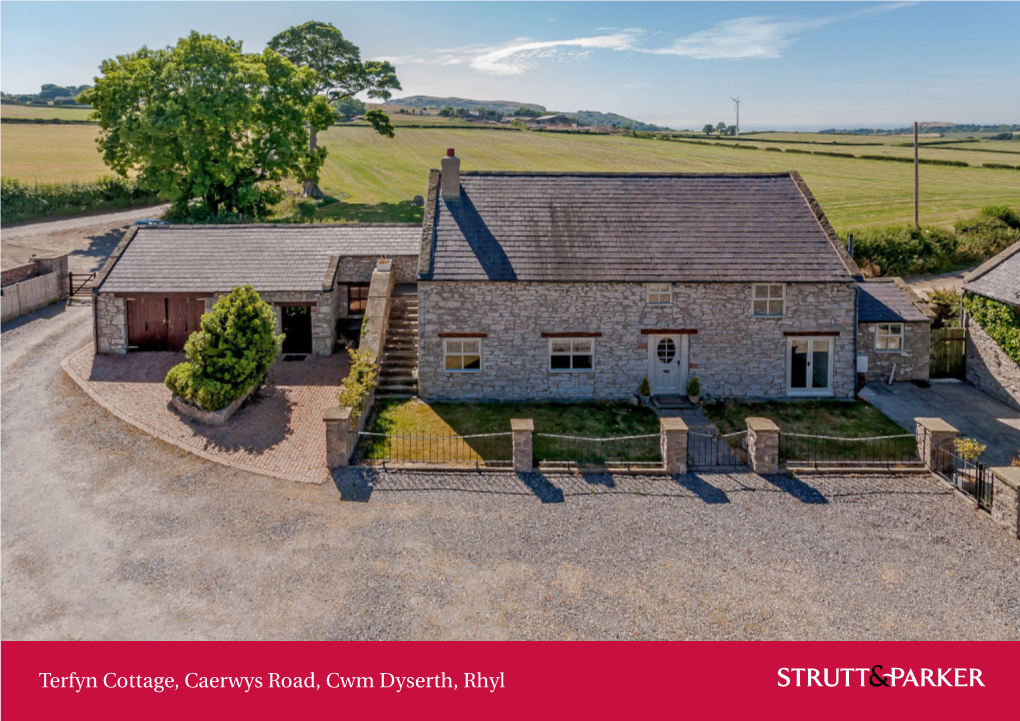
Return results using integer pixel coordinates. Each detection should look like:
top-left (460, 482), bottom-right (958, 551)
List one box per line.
top-left (647, 2), bottom-right (914, 60)
top-left (411, 3), bottom-right (913, 75)
top-left (434, 31), bottom-right (642, 75)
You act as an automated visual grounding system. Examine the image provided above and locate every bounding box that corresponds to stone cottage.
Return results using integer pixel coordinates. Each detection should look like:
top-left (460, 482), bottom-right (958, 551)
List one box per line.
top-left (856, 278), bottom-right (934, 384)
top-left (963, 242), bottom-right (1020, 410)
top-left (92, 224), bottom-right (420, 355)
top-left (415, 153), bottom-right (862, 401)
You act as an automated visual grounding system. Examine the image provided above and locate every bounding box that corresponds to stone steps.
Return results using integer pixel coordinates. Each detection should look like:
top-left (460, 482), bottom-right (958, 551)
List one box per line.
top-left (376, 292), bottom-right (419, 398)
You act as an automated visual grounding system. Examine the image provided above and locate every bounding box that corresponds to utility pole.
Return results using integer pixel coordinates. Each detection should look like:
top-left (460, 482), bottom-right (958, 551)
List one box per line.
top-left (918, 121), bottom-right (926, 227)
top-left (731, 97), bottom-right (741, 137)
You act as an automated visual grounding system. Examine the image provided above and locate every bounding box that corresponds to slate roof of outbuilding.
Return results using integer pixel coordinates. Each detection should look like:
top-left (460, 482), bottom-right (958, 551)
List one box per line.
top-left (963, 241), bottom-right (1020, 308)
top-left (857, 279), bottom-right (932, 323)
top-left (96, 224), bottom-right (421, 294)
top-left (421, 171), bottom-right (858, 282)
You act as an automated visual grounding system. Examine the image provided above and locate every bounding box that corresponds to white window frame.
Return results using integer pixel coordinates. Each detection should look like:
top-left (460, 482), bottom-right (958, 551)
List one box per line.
top-left (443, 338), bottom-right (482, 372)
top-left (786, 336), bottom-right (834, 397)
top-left (874, 323), bottom-right (904, 353)
top-left (752, 283), bottom-right (786, 317)
top-left (646, 283), bottom-right (672, 306)
top-left (548, 337), bottom-right (595, 373)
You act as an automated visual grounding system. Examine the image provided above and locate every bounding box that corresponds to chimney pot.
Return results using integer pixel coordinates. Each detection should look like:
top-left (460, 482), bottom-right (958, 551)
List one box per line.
top-left (441, 150), bottom-right (461, 200)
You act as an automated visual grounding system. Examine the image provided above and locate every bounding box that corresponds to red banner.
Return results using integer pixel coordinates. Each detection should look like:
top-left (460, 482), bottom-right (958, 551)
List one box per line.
top-left (2, 641), bottom-right (1015, 718)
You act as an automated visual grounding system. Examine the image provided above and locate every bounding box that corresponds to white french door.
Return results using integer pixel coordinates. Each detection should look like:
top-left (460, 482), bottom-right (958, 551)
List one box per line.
top-left (648, 335), bottom-right (688, 395)
top-left (787, 337), bottom-right (834, 396)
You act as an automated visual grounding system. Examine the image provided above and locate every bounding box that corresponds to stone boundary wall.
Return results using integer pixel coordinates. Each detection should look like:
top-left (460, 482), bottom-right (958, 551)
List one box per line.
top-left (965, 317), bottom-right (1020, 411)
top-left (418, 281), bottom-right (856, 401)
top-left (1, 255), bottom-right (68, 323)
top-left (1, 263), bottom-right (40, 287)
top-left (324, 266), bottom-right (396, 468)
top-left (857, 320), bottom-right (931, 383)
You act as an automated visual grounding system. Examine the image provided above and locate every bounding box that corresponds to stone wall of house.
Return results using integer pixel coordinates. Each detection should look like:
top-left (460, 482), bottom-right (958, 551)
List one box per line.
top-left (857, 320), bottom-right (931, 383)
top-left (418, 281), bottom-right (856, 401)
top-left (94, 293), bottom-right (128, 354)
top-left (336, 255), bottom-right (417, 318)
top-left (966, 316), bottom-right (1020, 411)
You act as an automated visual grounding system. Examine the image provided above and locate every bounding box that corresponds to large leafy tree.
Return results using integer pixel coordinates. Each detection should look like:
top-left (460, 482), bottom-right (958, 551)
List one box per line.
top-left (79, 32), bottom-right (333, 218)
top-left (269, 21), bottom-right (401, 197)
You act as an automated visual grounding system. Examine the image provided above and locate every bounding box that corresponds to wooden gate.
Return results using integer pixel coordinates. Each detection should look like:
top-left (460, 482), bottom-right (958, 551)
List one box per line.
top-left (126, 294), bottom-right (207, 351)
top-left (930, 327), bottom-right (966, 378)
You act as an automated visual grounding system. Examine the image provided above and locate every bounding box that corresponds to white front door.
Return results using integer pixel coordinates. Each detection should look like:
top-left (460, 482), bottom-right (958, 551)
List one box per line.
top-left (787, 337), bottom-right (834, 396)
top-left (648, 335), bottom-right (687, 395)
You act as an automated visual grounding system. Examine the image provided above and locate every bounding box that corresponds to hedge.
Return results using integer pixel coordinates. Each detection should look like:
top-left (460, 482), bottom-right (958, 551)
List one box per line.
top-left (964, 294), bottom-right (1020, 366)
top-left (983, 162), bottom-right (1019, 170)
top-left (0, 117), bottom-right (97, 125)
top-left (842, 205), bottom-right (1020, 277)
top-left (1, 175), bottom-right (161, 224)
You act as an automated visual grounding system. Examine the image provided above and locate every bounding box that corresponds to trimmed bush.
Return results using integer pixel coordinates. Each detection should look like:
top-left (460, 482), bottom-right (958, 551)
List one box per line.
top-left (165, 286), bottom-right (283, 411)
top-left (983, 163), bottom-right (1018, 170)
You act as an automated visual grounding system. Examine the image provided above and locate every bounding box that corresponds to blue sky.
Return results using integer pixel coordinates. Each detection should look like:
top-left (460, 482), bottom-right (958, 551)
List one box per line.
top-left (2, 1), bottom-right (1017, 130)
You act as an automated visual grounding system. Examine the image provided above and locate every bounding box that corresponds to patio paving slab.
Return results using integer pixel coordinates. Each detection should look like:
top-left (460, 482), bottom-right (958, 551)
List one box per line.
top-left (63, 345), bottom-right (348, 484)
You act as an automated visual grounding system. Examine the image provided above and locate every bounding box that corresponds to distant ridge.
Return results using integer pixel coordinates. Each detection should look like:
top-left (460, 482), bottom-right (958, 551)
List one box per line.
top-left (388, 95), bottom-right (670, 131)
top-left (389, 96), bottom-right (545, 113)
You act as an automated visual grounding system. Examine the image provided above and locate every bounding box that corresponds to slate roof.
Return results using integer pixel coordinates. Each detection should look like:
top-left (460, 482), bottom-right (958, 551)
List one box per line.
top-left (963, 241), bottom-right (1020, 307)
top-left (421, 171), bottom-right (858, 283)
top-left (857, 279), bottom-right (932, 323)
top-left (97, 224), bottom-right (420, 294)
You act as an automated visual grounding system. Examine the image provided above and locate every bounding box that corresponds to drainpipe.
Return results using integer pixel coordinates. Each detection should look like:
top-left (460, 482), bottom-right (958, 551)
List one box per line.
top-left (849, 233), bottom-right (859, 397)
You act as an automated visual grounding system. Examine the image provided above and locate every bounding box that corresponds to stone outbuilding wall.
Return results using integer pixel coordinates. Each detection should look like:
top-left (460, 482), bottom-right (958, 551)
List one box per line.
top-left (966, 316), bottom-right (1020, 411)
top-left (93, 254), bottom-right (418, 357)
top-left (857, 320), bottom-right (932, 383)
top-left (418, 281), bottom-right (856, 401)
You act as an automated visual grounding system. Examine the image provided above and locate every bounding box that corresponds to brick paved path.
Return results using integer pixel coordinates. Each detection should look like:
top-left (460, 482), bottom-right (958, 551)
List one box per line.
top-left (63, 346), bottom-right (348, 483)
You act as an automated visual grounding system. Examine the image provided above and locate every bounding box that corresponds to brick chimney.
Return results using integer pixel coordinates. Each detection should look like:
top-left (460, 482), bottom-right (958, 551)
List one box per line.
top-left (441, 148), bottom-right (460, 200)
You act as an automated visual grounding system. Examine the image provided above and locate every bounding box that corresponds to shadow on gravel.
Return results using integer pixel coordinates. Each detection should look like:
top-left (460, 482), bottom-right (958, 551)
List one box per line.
top-left (676, 473), bottom-right (729, 503)
top-left (517, 473), bottom-right (565, 503)
top-left (1, 299), bottom-right (71, 334)
top-left (762, 474), bottom-right (829, 504)
top-left (330, 468), bottom-right (565, 503)
top-left (71, 228), bottom-right (126, 273)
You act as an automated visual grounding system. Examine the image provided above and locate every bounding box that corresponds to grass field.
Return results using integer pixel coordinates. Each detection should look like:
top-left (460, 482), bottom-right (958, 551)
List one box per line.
top-left (0, 104), bottom-right (93, 121)
top-left (690, 137), bottom-right (1020, 166)
top-left (1, 124), bottom-right (110, 181)
top-left (3, 122), bottom-right (1019, 229)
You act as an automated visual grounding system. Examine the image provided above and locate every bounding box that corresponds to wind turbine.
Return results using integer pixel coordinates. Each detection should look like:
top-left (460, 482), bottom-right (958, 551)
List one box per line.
top-left (730, 97), bottom-right (741, 137)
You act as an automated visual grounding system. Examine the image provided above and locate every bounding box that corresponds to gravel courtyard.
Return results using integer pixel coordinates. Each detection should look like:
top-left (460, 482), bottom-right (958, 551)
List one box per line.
top-left (2, 304), bottom-right (1019, 640)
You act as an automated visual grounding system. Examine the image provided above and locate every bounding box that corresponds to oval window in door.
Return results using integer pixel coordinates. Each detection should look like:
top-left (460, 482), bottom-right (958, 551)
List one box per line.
top-left (657, 337), bottom-right (677, 364)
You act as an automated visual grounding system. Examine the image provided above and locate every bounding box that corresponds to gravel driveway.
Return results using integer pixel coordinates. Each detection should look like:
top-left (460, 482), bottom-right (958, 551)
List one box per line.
top-left (2, 304), bottom-right (1019, 640)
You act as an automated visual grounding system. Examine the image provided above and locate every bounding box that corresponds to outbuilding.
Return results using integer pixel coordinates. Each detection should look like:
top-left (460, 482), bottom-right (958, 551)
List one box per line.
top-left (856, 278), bottom-right (934, 384)
top-left (92, 224), bottom-right (420, 355)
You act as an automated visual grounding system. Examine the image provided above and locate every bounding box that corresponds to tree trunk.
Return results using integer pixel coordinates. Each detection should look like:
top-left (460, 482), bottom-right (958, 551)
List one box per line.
top-left (302, 129), bottom-right (324, 199)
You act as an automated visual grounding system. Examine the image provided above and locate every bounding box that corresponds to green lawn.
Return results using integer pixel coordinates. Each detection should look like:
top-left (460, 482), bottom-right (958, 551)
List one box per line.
top-left (3, 121), bottom-right (1020, 230)
top-left (704, 399), bottom-right (916, 464)
top-left (362, 398), bottom-right (661, 464)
